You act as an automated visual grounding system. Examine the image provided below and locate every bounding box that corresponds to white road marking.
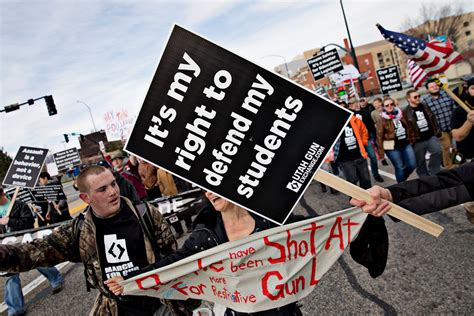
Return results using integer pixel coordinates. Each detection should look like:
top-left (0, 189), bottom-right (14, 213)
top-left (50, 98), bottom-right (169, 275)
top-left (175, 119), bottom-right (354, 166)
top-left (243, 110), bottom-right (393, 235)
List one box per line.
top-left (375, 168), bottom-right (397, 181)
top-left (0, 262), bottom-right (69, 313)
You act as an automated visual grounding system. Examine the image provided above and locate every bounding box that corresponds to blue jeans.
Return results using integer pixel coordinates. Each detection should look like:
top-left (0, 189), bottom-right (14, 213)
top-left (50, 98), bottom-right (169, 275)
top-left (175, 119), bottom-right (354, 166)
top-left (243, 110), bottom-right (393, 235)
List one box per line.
top-left (413, 136), bottom-right (442, 177)
top-left (365, 140), bottom-right (380, 177)
top-left (4, 267), bottom-right (63, 315)
top-left (385, 144), bottom-right (416, 183)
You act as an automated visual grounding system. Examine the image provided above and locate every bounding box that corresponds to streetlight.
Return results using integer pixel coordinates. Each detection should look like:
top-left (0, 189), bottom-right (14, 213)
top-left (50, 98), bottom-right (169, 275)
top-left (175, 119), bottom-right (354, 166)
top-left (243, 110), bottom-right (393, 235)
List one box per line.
top-left (340, 0), bottom-right (365, 97)
top-left (76, 100), bottom-right (97, 132)
top-left (261, 54), bottom-right (290, 78)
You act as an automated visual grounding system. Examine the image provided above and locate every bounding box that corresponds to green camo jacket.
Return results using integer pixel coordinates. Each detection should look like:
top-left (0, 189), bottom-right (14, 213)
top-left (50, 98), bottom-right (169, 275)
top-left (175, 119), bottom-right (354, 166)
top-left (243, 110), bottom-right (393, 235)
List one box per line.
top-left (0, 197), bottom-right (178, 316)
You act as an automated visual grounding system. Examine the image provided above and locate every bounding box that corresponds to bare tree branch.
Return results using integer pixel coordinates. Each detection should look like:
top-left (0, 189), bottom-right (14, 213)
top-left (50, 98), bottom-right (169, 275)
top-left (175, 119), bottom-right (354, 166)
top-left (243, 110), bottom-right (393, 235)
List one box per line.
top-left (402, 3), bottom-right (467, 50)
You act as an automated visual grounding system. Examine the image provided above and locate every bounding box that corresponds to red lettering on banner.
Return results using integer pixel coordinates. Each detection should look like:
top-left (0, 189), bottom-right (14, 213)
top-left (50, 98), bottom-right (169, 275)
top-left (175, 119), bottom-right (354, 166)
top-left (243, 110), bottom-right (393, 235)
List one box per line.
top-left (343, 218), bottom-right (360, 243)
top-left (325, 216), bottom-right (344, 250)
top-left (171, 281), bottom-right (206, 296)
top-left (261, 271), bottom-right (284, 300)
top-left (264, 236), bottom-right (286, 264)
top-left (209, 276), bottom-right (227, 284)
top-left (196, 259), bottom-right (225, 273)
top-left (261, 270), bottom-right (306, 300)
top-left (303, 222), bottom-right (325, 256)
top-left (229, 246), bottom-right (256, 259)
top-left (230, 259), bottom-right (264, 272)
top-left (309, 257), bottom-right (319, 286)
top-left (211, 286), bottom-right (257, 303)
top-left (136, 273), bottom-right (161, 291)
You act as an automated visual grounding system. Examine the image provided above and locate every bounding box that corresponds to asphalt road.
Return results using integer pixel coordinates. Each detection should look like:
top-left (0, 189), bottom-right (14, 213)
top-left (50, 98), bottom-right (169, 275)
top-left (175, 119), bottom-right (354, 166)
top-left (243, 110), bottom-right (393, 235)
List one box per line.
top-left (1, 166), bottom-right (473, 315)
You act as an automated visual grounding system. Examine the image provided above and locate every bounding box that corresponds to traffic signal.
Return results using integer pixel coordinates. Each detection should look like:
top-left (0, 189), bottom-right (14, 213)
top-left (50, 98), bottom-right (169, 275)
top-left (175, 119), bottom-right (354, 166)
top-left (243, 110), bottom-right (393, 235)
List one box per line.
top-left (64, 134), bottom-right (69, 143)
top-left (45, 95), bottom-right (57, 116)
top-left (337, 86), bottom-right (346, 97)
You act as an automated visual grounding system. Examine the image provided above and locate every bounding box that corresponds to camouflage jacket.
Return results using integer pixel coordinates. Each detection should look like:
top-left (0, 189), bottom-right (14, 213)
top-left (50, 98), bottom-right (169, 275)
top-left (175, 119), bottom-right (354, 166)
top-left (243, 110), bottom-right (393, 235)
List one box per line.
top-left (0, 197), bottom-right (178, 315)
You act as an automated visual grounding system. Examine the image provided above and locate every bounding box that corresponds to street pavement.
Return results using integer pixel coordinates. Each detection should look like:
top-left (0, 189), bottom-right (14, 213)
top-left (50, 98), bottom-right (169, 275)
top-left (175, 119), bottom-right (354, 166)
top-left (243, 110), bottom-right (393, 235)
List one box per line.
top-left (1, 164), bottom-right (473, 315)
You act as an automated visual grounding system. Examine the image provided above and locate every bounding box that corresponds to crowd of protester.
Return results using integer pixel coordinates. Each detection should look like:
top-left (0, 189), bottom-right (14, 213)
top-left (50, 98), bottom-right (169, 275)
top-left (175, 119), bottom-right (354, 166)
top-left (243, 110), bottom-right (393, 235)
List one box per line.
top-left (1, 76), bottom-right (473, 316)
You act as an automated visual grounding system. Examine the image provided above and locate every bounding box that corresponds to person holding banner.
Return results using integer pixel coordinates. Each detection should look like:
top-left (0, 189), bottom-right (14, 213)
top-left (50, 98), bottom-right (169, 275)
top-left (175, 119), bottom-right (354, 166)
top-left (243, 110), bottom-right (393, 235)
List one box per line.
top-left (105, 191), bottom-right (304, 315)
top-left (0, 167), bottom-right (183, 315)
top-left (376, 97), bottom-right (417, 183)
top-left (0, 186), bottom-right (64, 316)
top-left (349, 162), bottom-right (474, 221)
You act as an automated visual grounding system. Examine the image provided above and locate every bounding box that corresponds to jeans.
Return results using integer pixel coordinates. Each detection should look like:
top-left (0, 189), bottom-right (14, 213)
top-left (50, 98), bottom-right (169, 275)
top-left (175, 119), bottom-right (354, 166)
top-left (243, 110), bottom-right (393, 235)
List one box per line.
top-left (385, 144), bottom-right (416, 183)
top-left (339, 157), bottom-right (372, 189)
top-left (365, 140), bottom-right (380, 177)
top-left (4, 267), bottom-right (63, 315)
top-left (413, 136), bottom-right (442, 177)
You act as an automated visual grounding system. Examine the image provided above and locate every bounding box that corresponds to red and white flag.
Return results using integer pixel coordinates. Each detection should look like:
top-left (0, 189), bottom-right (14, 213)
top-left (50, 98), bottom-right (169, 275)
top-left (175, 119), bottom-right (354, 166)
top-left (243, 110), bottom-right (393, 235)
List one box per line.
top-left (407, 59), bottom-right (427, 89)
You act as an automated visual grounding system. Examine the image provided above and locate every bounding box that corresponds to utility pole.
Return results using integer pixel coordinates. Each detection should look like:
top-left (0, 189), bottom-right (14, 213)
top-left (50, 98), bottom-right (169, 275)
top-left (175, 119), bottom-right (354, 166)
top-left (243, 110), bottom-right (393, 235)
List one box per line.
top-left (340, 0), bottom-right (366, 97)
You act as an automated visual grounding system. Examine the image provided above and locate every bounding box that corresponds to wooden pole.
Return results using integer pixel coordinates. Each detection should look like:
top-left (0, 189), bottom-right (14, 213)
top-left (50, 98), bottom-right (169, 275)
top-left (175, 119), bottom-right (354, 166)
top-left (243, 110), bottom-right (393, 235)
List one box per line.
top-left (442, 86), bottom-right (471, 113)
top-left (5, 187), bottom-right (20, 218)
top-left (314, 170), bottom-right (444, 237)
top-left (28, 203), bottom-right (45, 222)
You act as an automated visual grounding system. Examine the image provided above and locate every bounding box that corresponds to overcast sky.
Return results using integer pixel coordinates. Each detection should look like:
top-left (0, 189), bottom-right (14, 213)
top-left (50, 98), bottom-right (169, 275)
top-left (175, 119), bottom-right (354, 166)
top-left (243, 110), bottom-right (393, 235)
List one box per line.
top-left (1, 0), bottom-right (471, 156)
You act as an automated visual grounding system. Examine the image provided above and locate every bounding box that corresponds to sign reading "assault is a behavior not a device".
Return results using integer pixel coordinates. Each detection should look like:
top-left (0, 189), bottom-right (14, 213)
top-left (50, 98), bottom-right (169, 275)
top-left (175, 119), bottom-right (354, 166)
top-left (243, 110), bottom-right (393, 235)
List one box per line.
top-left (126, 25), bottom-right (351, 224)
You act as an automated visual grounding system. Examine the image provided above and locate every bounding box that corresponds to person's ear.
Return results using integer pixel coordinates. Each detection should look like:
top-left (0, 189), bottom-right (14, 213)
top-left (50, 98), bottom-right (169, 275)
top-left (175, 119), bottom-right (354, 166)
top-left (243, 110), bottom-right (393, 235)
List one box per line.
top-left (79, 192), bottom-right (91, 204)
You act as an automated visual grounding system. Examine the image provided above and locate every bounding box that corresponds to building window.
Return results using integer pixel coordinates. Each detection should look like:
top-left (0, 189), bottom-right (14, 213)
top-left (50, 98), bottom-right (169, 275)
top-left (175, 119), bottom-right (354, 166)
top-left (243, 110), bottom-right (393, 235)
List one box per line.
top-left (466, 30), bottom-right (471, 37)
top-left (464, 21), bottom-right (470, 27)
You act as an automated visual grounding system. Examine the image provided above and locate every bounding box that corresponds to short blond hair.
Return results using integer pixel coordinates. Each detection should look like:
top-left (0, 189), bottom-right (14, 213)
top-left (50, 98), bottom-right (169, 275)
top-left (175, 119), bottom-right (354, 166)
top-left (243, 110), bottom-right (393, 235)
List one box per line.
top-left (76, 165), bottom-right (108, 192)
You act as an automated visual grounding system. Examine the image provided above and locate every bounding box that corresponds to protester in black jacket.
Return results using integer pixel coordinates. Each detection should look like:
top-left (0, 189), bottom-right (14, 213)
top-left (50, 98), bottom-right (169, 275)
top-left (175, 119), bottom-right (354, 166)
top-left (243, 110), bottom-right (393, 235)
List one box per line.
top-left (349, 162), bottom-right (474, 218)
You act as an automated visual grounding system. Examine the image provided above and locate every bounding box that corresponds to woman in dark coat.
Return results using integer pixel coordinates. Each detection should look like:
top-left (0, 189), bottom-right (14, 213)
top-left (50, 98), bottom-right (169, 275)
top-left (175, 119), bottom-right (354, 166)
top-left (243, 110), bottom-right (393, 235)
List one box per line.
top-left (106, 192), bottom-right (302, 315)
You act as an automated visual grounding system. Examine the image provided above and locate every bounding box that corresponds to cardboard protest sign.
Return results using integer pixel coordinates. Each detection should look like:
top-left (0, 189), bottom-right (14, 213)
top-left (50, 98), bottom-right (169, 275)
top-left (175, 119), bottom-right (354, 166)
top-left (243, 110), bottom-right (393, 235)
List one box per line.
top-left (104, 109), bottom-right (136, 141)
top-left (53, 148), bottom-right (81, 171)
top-left (307, 48), bottom-right (344, 81)
top-left (376, 65), bottom-right (403, 94)
top-left (126, 25), bottom-right (351, 224)
top-left (122, 207), bottom-right (367, 312)
top-left (3, 187), bottom-right (35, 204)
top-left (2, 146), bottom-right (48, 188)
top-left (30, 185), bottom-right (67, 202)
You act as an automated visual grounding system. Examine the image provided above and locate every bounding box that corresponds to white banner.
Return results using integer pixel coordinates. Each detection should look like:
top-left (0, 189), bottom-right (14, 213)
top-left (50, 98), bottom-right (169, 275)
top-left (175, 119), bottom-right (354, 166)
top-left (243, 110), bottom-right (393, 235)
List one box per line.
top-left (122, 207), bottom-right (367, 313)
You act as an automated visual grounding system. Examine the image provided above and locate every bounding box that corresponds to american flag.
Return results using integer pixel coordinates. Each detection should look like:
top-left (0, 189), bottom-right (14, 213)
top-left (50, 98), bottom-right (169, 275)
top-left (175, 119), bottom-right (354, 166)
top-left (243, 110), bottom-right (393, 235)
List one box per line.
top-left (407, 59), bottom-right (427, 89)
top-left (377, 24), bottom-right (462, 76)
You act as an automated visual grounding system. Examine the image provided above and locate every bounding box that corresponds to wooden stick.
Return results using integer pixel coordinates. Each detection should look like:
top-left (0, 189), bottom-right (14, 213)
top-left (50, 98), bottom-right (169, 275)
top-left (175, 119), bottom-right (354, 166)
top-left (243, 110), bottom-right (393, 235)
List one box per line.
top-left (441, 86), bottom-right (470, 113)
top-left (51, 201), bottom-right (62, 215)
top-left (28, 203), bottom-right (45, 221)
top-left (5, 187), bottom-right (20, 218)
top-left (314, 170), bottom-right (444, 237)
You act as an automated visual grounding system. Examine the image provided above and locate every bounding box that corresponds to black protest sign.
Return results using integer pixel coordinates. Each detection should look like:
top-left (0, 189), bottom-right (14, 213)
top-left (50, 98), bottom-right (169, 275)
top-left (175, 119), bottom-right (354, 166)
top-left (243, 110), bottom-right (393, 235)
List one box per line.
top-left (126, 25), bottom-right (351, 224)
top-left (307, 48), bottom-right (344, 81)
top-left (53, 148), bottom-right (81, 171)
top-left (3, 187), bottom-right (35, 203)
top-left (2, 146), bottom-right (48, 188)
top-left (376, 65), bottom-right (403, 94)
top-left (31, 185), bottom-right (67, 202)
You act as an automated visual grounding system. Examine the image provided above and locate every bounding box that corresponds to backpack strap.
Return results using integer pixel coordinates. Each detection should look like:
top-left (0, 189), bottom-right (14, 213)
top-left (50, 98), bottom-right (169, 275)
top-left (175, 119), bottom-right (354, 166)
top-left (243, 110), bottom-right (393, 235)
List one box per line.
top-left (135, 203), bottom-right (162, 258)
